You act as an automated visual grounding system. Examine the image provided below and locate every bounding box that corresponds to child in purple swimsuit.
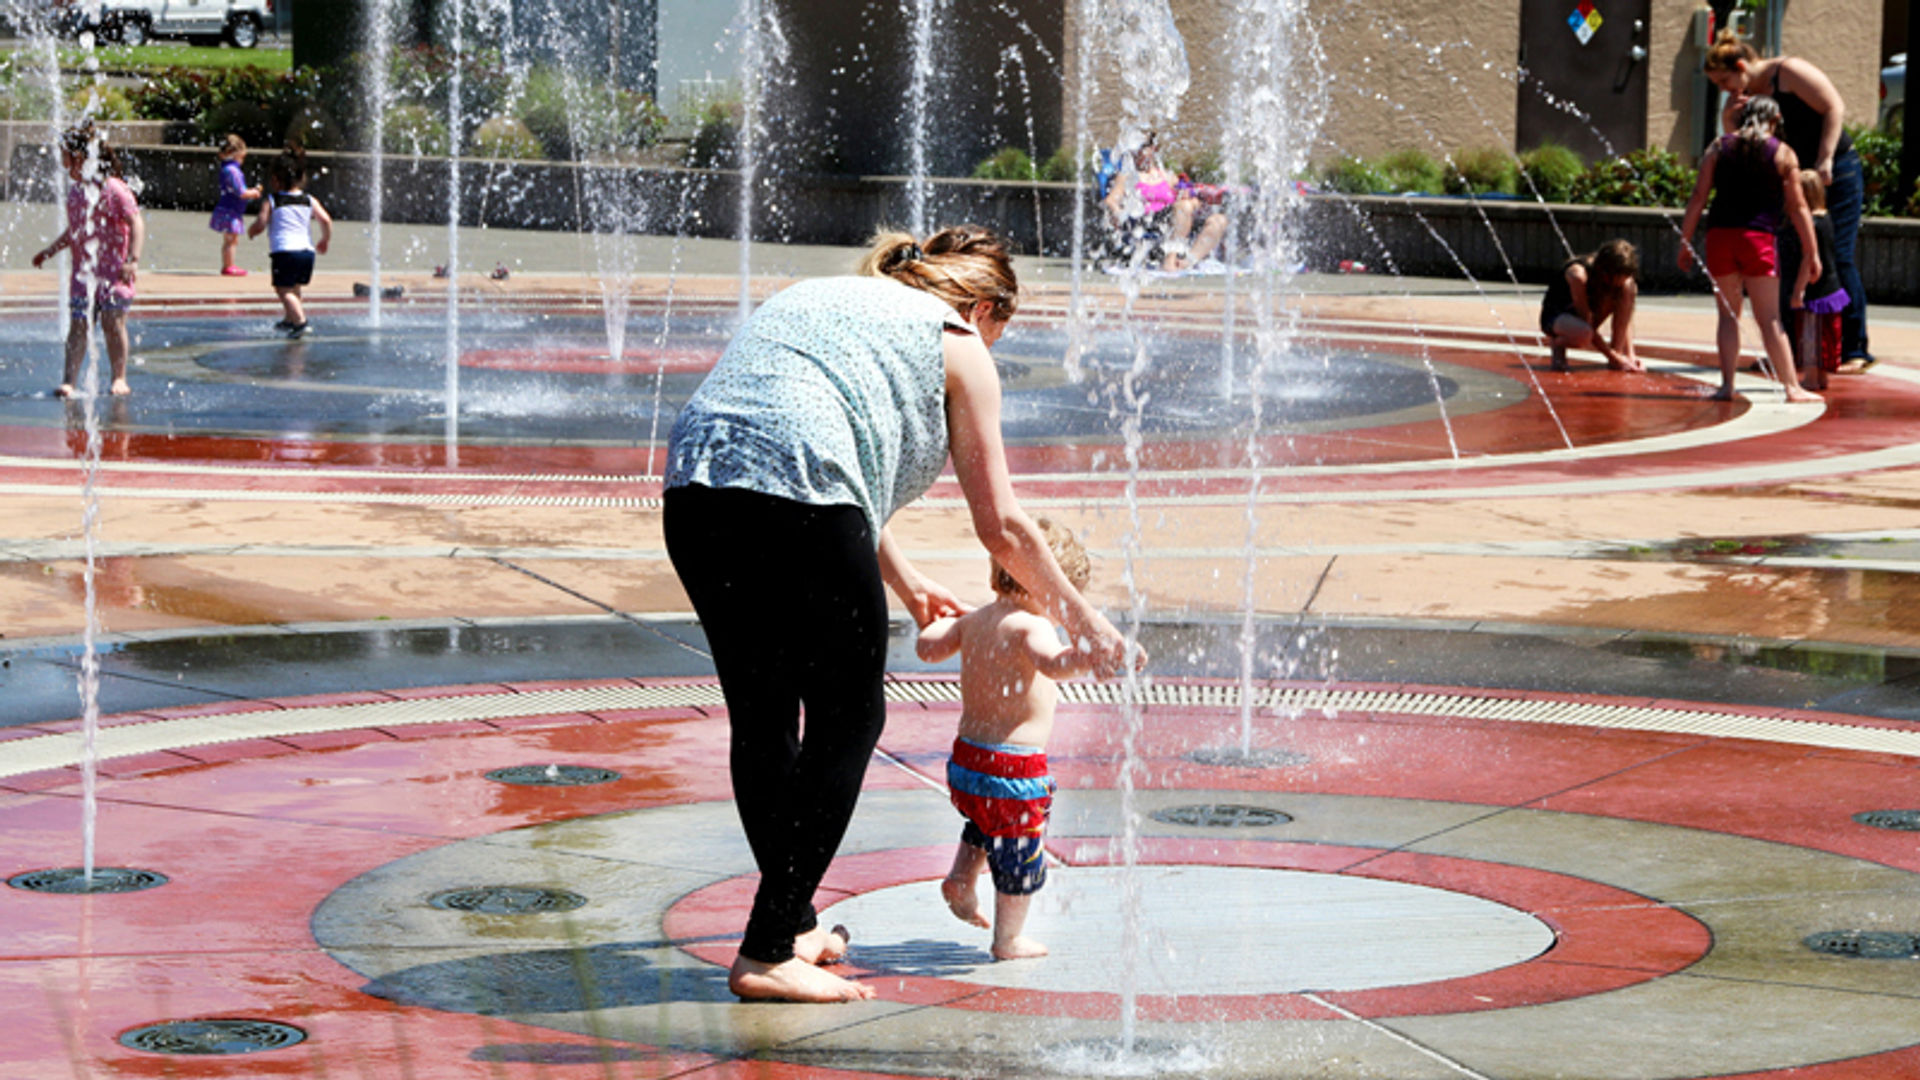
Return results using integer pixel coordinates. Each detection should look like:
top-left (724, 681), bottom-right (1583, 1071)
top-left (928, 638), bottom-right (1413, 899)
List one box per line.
top-left (210, 134), bottom-right (260, 277)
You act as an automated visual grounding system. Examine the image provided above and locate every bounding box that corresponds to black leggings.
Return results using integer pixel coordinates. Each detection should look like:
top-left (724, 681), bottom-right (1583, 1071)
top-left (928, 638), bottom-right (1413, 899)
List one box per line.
top-left (663, 484), bottom-right (889, 964)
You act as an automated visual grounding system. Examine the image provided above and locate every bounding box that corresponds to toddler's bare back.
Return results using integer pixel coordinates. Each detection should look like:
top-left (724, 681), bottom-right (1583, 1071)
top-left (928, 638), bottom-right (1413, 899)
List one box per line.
top-left (953, 600), bottom-right (1063, 750)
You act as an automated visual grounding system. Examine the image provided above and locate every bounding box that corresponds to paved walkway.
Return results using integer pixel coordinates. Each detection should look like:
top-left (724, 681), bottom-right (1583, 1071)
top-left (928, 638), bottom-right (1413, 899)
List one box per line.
top-left (4, 208), bottom-right (1920, 1078)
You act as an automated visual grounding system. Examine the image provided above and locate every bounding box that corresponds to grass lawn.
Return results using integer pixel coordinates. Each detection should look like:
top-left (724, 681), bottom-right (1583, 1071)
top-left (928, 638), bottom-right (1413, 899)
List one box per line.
top-left (60, 43), bottom-right (289, 73)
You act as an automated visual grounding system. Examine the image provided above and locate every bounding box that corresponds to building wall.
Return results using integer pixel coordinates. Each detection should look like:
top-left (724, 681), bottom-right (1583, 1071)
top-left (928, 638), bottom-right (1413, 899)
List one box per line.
top-left (1064, 0), bottom-right (1888, 172)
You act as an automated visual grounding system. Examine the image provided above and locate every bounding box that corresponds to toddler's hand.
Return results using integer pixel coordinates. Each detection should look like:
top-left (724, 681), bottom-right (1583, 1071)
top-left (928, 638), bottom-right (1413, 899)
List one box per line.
top-left (31, 250), bottom-right (47, 269)
top-left (316, 239), bottom-right (329, 256)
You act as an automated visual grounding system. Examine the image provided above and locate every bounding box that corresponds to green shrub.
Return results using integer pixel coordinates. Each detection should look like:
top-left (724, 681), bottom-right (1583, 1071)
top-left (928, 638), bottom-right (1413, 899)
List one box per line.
top-left (1445, 146), bottom-right (1518, 195)
top-left (383, 104), bottom-right (449, 156)
top-left (198, 97), bottom-right (276, 146)
top-left (1172, 147), bottom-right (1223, 184)
top-left (1377, 148), bottom-right (1444, 194)
top-left (1039, 145), bottom-right (1078, 182)
top-left (283, 103), bottom-right (345, 151)
top-left (1320, 154), bottom-right (1387, 194)
top-left (1569, 147), bottom-right (1697, 207)
top-left (470, 115), bottom-right (541, 159)
top-left (128, 66), bottom-right (216, 121)
top-left (67, 85), bottom-right (136, 122)
top-left (387, 44), bottom-right (511, 118)
top-left (1852, 124), bottom-right (1903, 217)
top-left (685, 101), bottom-right (738, 168)
top-left (973, 146), bottom-right (1038, 181)
top-left (1517, 142), bottom-right (1584, 202)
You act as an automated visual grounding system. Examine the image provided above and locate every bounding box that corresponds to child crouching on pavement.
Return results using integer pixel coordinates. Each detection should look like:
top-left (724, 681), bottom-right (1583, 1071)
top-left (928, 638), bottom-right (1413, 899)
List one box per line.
top-left (1539, 238), bottom-right (1642, 373)
top-left (915, 518), bottom-right (1094, 961)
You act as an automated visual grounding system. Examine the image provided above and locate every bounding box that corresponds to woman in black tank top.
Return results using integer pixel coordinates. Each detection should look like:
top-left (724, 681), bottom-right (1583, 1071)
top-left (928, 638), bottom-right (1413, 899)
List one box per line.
top-left (1703, 29), bottom-right (1870, 366)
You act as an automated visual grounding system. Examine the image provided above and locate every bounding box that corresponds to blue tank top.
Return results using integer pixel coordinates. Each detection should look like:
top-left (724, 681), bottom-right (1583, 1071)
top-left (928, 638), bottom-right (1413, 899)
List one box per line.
top-left (664, 275), bottom-right (964, 544)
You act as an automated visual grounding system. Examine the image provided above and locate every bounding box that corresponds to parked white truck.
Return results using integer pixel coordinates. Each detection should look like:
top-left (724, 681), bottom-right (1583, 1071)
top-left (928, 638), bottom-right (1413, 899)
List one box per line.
top-left (54, 0), bottom-right (270, 49)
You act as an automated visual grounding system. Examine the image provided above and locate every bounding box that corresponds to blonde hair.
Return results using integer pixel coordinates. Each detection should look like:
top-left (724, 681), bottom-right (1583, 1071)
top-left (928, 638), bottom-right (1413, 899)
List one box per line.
top-left (858, 225), bottom-right (1019, 322)
top-left (1703, 27), bottom-right (1760, 74)
top-left (1797, 168), bottom-right (1827, 212)
top-left (991, 518), bottom-right (1090, 597)
top-left (218, 133), bottom-right (247, 158)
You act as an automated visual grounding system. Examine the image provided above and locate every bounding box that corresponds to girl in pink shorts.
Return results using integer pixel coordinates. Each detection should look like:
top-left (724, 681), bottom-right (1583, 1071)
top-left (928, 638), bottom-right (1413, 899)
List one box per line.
top-left (1678, 96), bottom-right (1821, 403)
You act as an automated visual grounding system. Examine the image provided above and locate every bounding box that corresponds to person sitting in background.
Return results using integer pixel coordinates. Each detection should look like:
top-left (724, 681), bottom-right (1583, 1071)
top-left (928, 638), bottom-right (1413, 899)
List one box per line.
top-left (1100, 133), bottom-right (1227, 273)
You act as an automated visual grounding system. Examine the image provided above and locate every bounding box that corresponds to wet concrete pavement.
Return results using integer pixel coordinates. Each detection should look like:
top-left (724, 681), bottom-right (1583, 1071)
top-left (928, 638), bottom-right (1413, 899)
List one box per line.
top-left (4, 210), bottom-right (1920, 1077)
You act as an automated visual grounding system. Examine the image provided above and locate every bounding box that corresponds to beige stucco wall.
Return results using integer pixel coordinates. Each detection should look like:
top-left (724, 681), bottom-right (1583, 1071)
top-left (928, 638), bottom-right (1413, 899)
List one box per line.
top-left (1064, 0), bottom-right (1888, 171)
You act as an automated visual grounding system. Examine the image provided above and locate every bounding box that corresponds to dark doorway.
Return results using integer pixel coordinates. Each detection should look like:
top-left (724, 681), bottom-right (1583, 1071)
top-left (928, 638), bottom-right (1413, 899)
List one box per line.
top-left (1516, 0), bottom-right (1654, 161)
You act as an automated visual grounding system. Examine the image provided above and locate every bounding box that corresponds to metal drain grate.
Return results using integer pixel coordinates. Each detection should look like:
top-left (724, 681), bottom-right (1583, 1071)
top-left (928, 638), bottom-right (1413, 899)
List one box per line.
top-left (1803, 931), bottom-right (1920, 959)
top-left (1853, 809), bottom-right (1920, 831)
top-left (1149, 804), bottom-right (1292, 828)
top-left (119, 1019), bottom-right (306, 1055)
top-left (485, 764), bottom-right (622, 787)
top-left (1185, 746), bottom-right (1311, 768)
top-left (428, 885), bottom-right (588, 915)
top-left (8, 867), bottom-right (169, 894)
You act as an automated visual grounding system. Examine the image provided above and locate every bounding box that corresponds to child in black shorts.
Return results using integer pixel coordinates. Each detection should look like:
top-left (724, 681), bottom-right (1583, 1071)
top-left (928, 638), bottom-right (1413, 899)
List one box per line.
top-left (248, 143), bottom-right (331, 339)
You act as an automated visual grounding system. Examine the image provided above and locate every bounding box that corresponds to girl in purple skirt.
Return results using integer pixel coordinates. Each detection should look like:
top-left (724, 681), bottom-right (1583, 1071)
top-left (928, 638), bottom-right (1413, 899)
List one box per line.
top-left (210, 134), bottom-right (261, 276)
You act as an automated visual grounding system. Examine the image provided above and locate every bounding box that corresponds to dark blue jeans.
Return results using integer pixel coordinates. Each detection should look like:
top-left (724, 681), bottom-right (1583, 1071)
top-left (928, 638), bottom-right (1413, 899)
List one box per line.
top-left (1825, 149), bottom-right (1869, 359)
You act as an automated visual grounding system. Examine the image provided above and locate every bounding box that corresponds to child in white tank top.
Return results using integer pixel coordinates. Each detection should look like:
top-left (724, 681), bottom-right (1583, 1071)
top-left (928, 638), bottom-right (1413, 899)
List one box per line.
top-left (247, 144), bottom-right (331, 339)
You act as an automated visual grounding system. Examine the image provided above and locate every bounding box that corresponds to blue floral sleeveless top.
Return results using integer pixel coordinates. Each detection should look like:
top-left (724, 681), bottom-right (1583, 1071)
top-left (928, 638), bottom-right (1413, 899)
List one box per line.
top-left (664, 275), bottom-right (963, 545)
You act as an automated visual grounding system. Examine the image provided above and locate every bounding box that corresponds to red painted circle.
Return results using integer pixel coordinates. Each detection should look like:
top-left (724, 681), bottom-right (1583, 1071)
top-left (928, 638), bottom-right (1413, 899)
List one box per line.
top-left (662, 838), bottom-right (1711, 1020)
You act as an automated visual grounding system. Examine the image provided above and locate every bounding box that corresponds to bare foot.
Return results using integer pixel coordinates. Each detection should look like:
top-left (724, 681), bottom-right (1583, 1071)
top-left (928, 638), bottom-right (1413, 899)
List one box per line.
top-left (1608, 357), bottom-right (1645, 373)
top-left (992, 936), bottom-right (1049, 960)
top-left (729, 954), bottom-right (875, 1003)
top-left (1709, 386), bottom-right (1737, 402)
top-left (109, 379), bottom-right (131, 396)
top-left (942, 876), bottom-right (990, 929)
top-left (794, 923), bottom-right (850, 966)
top-left (1785, 387), bottom-right (1822, 403)
top-left (55, 384), bottom-right (76, 399)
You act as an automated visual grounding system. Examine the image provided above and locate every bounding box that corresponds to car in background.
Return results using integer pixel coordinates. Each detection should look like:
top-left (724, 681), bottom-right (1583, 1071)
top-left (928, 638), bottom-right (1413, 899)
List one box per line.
top-left (51, 0), bottom-right (269, 48)
top-left (1883, 54), bottom-right (1906, 135)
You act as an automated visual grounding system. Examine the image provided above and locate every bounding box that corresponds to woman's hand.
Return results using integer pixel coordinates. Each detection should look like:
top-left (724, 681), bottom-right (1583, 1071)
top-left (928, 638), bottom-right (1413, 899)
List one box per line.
top-left (1069, 613), bottom-right (1144, 680)
top-left (1814, 156), bottom-right (1834, 187)
top-left (905, 575), bottom-right (966, 628)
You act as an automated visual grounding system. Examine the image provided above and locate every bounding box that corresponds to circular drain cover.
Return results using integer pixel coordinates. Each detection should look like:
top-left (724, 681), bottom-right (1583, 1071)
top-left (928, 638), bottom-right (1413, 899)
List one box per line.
top-left (1853, 809), bottom-right (1920, 831)
top-left (428, 885), bottom-right (588, 914)
top-left (1186, 746), bottom-right (1311, 768)
top-left (1149, 803), bottom-right (1291, 828)
top-left (1803, 930), bottom-right (1920, 959)
top-left (486, 764), bottom-right (622, 787)
top-left (8, 867), bottom-right (169, 894)
top-left (119, 1019), bottom-right (306, 1055)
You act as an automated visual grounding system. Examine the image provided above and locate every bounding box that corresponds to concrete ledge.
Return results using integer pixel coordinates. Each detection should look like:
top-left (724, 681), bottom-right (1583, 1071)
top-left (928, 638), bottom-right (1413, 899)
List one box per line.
top-left (7, 137), bottom-right (1918, 302)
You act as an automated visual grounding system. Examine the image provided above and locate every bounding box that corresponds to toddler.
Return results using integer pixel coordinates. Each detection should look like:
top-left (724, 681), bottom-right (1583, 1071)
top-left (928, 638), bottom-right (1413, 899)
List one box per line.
top-left (915, 518), bottom-right (1094, 961)
top-left (247, 143), bottom-right (331, 339)
top-left (1778, 169), bottom-right (1847, 392)
top-left (210, 133), bottom-right (260, 276)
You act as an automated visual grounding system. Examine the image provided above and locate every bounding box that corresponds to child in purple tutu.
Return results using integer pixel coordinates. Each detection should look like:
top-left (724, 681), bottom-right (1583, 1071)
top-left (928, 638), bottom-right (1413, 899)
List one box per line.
top-left (1781, 169), bottom-right (1848, 392)
top-left (210, 134), bottom-right (260, 277)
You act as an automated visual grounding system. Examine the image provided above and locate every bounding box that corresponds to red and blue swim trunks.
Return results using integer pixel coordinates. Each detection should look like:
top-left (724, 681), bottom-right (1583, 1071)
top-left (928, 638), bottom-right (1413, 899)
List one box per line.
top-left (948, 737), bottom-right (1054, 895)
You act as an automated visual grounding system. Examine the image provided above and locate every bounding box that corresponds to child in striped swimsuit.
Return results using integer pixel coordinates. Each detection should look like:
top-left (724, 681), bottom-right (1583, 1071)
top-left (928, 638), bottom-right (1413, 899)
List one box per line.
top-left (916, 518), bottom-right (1094, 961)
